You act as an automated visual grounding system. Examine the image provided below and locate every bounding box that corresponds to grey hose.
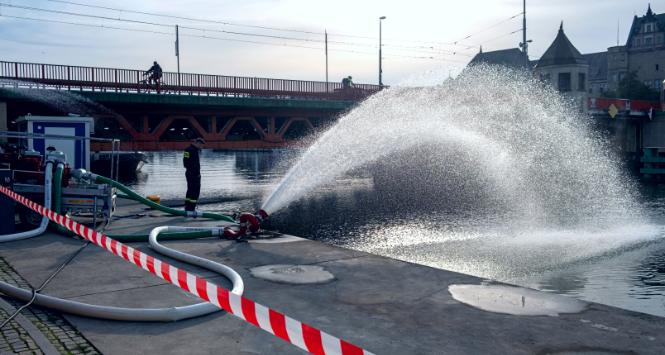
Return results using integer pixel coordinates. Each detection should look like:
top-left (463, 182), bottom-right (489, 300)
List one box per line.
top-left (0, 226), bottom-right (243, 322)
top-left (0, 161), bottom-right (54, 242)
top-left (148, 226), bottom-right (244, 295)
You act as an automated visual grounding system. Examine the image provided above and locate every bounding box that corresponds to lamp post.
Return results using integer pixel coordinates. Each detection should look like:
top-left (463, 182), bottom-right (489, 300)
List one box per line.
top-left (661, 79), bottom-right (665, 111)
top-left (379, 16), bottom-right (386, 87)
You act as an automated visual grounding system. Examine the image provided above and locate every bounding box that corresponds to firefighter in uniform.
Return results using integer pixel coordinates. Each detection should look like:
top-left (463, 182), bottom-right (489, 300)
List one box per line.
top-left (183, 138), bottom-right (205, 212)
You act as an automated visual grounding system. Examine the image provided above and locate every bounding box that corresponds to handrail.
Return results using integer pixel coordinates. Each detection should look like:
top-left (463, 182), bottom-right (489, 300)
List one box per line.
top-left (0, 130), bottom-right (119, 142)
top-left (0, 60), bottom-right (381, 100)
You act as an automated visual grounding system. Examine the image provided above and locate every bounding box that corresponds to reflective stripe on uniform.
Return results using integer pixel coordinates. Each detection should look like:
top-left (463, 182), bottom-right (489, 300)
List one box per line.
top-left (185, 198), bottom-right (197, 203)
top-left (183, 151), bottom-right (190, 158)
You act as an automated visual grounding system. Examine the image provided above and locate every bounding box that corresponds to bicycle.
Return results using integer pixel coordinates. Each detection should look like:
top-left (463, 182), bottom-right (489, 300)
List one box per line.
top-left (138, 73), bottom-right (162, 93)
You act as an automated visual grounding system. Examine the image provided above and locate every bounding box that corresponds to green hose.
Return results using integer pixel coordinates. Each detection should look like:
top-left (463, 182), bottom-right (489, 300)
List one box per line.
top-left (107, 230), bottom-right (214, 243)
top-left (92, 174), bottom-right (235, 223)
top-left (55, 168), bottom-right (226, 242)
top-left (52, 163), bottom-right (69, 234)
top-left (53, 163), bottom-right (63, 214)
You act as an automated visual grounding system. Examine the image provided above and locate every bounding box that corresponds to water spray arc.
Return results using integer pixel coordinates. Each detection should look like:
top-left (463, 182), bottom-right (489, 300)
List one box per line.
top-left (259, 65), bottom-right (657, 280)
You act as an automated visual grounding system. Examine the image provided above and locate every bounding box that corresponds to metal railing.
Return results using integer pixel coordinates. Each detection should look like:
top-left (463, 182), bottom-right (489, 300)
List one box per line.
top-left (0, 61), bottom-right (382, 100)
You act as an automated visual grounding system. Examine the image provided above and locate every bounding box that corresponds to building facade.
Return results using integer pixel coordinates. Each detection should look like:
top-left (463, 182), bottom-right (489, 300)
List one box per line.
top-left (588, 4), bottom-right (665, 95)
top-left (469, 4), bottom-right (664, 101)
top-left (533, 23), bottom-right (589, 112)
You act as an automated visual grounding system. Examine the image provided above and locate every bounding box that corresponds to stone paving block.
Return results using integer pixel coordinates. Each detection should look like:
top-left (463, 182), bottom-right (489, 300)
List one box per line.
top-left (0, 256), bottom-right (101, 355)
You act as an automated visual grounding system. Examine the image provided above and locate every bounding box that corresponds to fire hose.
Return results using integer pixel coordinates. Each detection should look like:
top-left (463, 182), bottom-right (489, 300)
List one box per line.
top-left (0, 186), bottom-right (372, 354)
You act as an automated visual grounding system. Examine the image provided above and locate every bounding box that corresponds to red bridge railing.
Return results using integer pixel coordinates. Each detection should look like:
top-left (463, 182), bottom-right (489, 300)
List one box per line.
top-left (588, 97), bottom-right (660, 116)
top-left (0, 61), bottom-right (382, 101)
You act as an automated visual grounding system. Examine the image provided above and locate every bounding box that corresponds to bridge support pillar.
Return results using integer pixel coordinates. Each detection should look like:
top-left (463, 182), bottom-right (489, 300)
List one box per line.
top-left (267, 117), bottom-right (276, 135)
top-left (210, 116), bottom-right (217, 135)
top-left (0, 102), bottom-right (6, 143)
top-left (142, 115), bottom-right (149, 134)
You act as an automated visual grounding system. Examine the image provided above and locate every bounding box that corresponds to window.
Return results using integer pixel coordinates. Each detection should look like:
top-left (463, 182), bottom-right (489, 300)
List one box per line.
top-left (657, 64), bottom-right (660, 71)
top-left (635, 38), bottom-right (642, 47)
top-left (558, 72), bottom-right (571, 92)
top-left (541, 73), bottom-right (551, 82)
top-left (646, 24), bottom-right (652, 32)
top-left (645, 36), bottom-right (653, 45)
top-left (655, 80), bottom-right (662, 91)
top-left (578, 73), bottom-right (586, 91)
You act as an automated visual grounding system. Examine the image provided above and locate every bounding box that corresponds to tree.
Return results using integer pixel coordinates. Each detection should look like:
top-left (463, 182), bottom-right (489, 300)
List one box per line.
top-left (603, 71), bottom-right (660, 101)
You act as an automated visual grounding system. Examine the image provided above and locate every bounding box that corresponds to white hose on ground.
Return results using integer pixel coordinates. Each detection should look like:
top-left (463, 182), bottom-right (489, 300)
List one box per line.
top-left (148, 226), bottom-right (244, 295)
top-left (0, 161), bottom-right (54, 242)
top-left (0, 284), bottom-right (220, 322)
top-left (0, 226), bottom-right (244, 321)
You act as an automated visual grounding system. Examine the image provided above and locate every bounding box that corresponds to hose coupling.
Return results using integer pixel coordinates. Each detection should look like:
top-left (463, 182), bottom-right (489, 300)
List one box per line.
top-left (71, 169), bottom-right (94, 181)
top-left (256, 209), bottom-right (269, 222)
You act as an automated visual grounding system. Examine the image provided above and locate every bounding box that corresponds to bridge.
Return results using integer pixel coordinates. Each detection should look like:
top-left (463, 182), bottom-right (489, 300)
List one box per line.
top-left (0, 61), bottom-right (382, 150)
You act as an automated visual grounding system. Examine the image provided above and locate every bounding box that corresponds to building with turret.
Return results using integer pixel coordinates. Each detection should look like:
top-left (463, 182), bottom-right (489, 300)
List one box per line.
top-left (533, 23), bottom-right (589, 111)
top-left (468, 4), bottom-right (664, 102)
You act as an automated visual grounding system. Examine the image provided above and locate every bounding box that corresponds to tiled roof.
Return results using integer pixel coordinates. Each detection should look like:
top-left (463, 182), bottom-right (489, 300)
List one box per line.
top-left (536, 23), bottom-right (587, 68)
top-left (468, 48), bottom-right (530, 69)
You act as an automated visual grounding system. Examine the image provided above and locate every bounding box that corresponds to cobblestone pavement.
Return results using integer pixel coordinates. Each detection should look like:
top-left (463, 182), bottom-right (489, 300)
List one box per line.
top-left (0, 256), bottom-right (101, 354)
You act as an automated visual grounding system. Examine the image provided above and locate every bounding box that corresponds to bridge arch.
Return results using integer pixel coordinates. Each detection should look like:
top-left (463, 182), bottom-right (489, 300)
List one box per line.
top-left (278, 117), bottom-right (314, 140)
top-left (220, 117), bottom-right (266, 141)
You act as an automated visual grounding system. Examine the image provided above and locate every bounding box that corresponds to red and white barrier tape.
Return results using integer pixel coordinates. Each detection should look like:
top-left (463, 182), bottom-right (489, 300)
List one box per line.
top-left (0, 186), bottom-right (373, 355)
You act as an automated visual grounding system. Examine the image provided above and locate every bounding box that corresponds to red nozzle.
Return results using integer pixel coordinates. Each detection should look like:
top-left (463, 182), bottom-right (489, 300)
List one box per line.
top-left (223, 228), bottom-right (241, 239)
top-left (222, 211), bottom-right (266, 240)
top-left (239, 212), bottom-right (261, 233)
top-left (257, 209), bottom-right (269, 220)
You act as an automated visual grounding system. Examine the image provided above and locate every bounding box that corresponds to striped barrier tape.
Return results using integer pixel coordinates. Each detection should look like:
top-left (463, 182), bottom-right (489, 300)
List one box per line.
top-left (0, 186), bottom-right (373, 355)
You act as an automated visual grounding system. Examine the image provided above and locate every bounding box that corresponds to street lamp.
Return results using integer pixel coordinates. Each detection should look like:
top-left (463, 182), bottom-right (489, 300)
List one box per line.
top-left (379, 16), bottom-right (386, 87)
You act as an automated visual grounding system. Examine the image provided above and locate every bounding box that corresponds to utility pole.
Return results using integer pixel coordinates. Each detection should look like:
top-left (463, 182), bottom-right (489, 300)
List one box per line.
top-left (522, 0), bottom-right (528, 68)
top-left (325, 29), bottom-right (329, 92)
top-left (175, 25), bottom-right (181, 87)
top-left (379, 16), bottom-right (386, 87)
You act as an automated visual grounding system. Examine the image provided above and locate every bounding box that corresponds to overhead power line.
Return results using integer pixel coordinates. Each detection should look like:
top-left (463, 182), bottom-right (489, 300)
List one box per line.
top-left (0, 3), bottom-right (328, 43)
top-left (463, 28), bottom-right (523, 49)
top-left (2, 1), bottom-right (520, 61)
top-left (378, 12), bottom-right (522, 49)
top-left (43, 0), bottom-right (332, 36)
top-left (451, 12), bottom-right (523, 44)
top-left (0, 13), bottom-right (470, 65)
top-left (0, 2), bottom-right (472, 55)
top-left (0, 14), bottom-right (323, 49)
top-left (31, 0), bottom-right (515, 53)
top-left (0, 14), bottom-right (174, 35)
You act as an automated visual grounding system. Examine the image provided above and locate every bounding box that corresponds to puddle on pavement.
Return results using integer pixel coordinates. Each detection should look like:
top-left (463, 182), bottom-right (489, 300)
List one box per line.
top-left (250, 264), bottom-right (335, 284)
top-left (448, 283), bottom-right (587, 316)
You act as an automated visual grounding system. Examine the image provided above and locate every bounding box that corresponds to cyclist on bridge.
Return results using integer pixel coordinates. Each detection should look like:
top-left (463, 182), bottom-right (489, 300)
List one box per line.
top-left (144, 61), bottom-right (163, 86)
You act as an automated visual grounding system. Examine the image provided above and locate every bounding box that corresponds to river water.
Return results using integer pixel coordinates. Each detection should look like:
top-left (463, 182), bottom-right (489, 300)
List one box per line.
top-left (127, 150), bottom-right (665, 317)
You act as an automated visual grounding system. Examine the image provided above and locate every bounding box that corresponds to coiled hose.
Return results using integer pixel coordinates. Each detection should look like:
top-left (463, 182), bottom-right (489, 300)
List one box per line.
top-left (0, 225), bottom-right (243, 321)
top-left (0, 160), bottom-right (54, 242)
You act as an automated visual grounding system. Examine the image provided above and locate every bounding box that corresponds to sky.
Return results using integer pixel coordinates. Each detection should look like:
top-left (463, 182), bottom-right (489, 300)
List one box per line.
top-left (0, 0), bottom-right (659, 85)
